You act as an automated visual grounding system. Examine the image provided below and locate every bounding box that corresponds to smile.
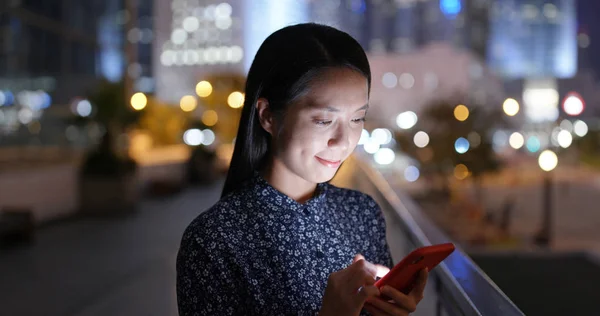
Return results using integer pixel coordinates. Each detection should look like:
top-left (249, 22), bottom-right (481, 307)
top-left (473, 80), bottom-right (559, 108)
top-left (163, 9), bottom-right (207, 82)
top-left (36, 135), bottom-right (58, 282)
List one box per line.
top-left (315, 156), bottom-right (342, 168)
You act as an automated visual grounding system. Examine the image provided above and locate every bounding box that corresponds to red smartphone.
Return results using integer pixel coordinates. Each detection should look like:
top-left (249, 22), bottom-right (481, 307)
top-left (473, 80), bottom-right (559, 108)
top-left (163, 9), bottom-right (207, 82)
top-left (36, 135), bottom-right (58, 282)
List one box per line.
top-left (375, 243), bottom-right (455, 294)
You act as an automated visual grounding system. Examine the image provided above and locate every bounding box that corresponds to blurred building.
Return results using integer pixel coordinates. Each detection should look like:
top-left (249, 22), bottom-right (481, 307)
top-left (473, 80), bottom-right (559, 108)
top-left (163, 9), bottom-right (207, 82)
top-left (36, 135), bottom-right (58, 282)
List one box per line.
top-left (98, 0), bottom-right (155, 93)
top-left (487, 0), bottom-right (577, 79)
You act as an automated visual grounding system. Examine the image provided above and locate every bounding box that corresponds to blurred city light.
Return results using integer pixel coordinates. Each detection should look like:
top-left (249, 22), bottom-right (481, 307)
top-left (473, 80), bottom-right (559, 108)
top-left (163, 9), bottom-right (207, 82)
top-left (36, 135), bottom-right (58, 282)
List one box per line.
top-left (538, 150), bottom-right (558, 172)
top-left (557, 130), bottom-right (573, 148)
top-left (196, 81), bottom-right (213, 98)
top-left (454, 164), bottom-right (469, 180)
top-left (503, 98), bottom-right (520, 116)
top-left (382, 72), bottom-right (398, 88)
top-left (526, 136), bottom-right (542, 153)
top-left (468, 132), bottom-right (481, 148)
top-left (509, 132), bottom-right (525, 149)
top-left (130, 92), bottom-right (147, 111)
top-left (562, 92), bottom-right (585, 116)
top-left (455, 137), bottom-right (470, 154)
top-left (441, 0), bottom-right (462, 16)
top-left (560, 119), bottom-right (574, 133)
top-left (573, 120), bottom-right (589, 137)
top-left (374, 148), bottom-right (395, 165)
top-left (523, 86), bottom-right (559, 123)
top-left (398, 73), bottom-right (415, 89)
top-left (76, 100), bottom-right (92, 117)
top-left (358, 129), bottom-right (369, 145)
top-left (371, 128), bottom-right (392, 145)
top-left (493, 130), bottom-right (509, 147)
top-left (201, 110), bottom-right (218, 126)
top-left (0, 91), bottom-right (5, 106)
top-left (364, 139), bottom-right (380, 154)
top-left (413, 131), bottom-right (430, 148)
top-left (202, 129), bottom-right (216, 146)
top-left (183, 129), bottom-right (203, 146)
top-left (227, 91), bottom-right (244, 109)
top-left (18, 108), bottom-right (33, 124)
top-left (454, 104), bottom-right (469, 121)
top-left (404, 166), bottom-right (420, 182)
top-left (180, 95), bottom-right (197, 112)
top-left (396, 111), bottom-right (418, 129)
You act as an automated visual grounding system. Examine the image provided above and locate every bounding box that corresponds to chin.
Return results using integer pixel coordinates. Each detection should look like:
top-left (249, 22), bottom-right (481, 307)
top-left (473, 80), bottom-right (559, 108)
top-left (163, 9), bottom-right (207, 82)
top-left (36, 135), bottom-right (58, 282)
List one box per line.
top-left (311, 167), bottom-right (338, 183)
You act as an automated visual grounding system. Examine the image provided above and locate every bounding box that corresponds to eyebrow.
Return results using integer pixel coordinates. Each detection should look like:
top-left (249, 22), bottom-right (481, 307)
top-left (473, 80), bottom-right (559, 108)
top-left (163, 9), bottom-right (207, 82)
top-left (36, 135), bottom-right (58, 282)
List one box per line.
top-left (319, 103), bottom-right (369, 113)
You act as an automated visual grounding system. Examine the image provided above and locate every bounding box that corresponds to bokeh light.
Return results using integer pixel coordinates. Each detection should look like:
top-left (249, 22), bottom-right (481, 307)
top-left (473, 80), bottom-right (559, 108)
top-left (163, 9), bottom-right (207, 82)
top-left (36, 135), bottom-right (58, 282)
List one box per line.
top-left (227, 91), bottom-right (244, 109)
top-left (404, 166), bottom-right (420, 182)
top-left (468, 132), bottom-right (481, 148)
top-left (454, 164), bottom-right (469, 180)
top-left (557, 130), bottom-right (573, 148)
top-left (396, 111), bottom-right (418, 129)
top-left (454, 137), bottom-right (470, 154)
top-left (454, 105), bottom-right (469, 121)
top-left (374, 148), bottom-right (395, 165)
top-left (202, 129), bottom-right (216, 146)
top-left (364, 139), bottom-right (381, 154)
top-left (563, 92), bottom-right (585, 116)
top-left (201, 110), bottom-right (218, 126)
top-left (196, 81), bottom-right (213, 97)
top-left (130, 92), bottom-right (147, 110)
top-left (573, 120), bottom-right (588, 137)
top-left (382, 72), bottom-right (398, 88)
top-left (413, 131), bottom-right (430, 148)
top-left (503, 98), bottom-right (520, 116)
top-left (526, 136), bottom-right (541, 153)
top-left (509, 132), bottom-right (525, 149)
top-left (183, 129), bottom-right (203, 146)
top-left (371, 128), bottom-right (392, 145)
top-left (180, 95), bottom-right (197, 112)
top-left (76, 100), bottom-right (92, 117)
top-left (538, 150), bottom-right (558, 172)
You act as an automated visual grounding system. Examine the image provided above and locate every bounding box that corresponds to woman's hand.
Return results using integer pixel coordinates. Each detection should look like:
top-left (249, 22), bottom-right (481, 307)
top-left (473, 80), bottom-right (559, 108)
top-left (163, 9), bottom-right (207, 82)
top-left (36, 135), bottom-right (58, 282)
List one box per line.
top-left (319, 254), bottom-right (390, 316)
top-left (363, 268), bottom-right (429, 316)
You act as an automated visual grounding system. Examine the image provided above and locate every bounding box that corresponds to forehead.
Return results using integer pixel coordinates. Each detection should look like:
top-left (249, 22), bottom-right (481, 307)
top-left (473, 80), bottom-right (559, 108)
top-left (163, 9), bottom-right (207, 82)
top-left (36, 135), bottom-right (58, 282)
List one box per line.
top-left (299, 67), bottom-right (369, 110)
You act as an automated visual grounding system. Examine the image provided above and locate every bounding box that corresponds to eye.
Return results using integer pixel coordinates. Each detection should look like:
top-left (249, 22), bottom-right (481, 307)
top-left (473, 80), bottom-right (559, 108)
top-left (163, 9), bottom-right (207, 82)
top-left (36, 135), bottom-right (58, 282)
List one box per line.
top-left (314, 120), bottom-right (332, 126)
top-left (352, 117), bottom-right (366, 123)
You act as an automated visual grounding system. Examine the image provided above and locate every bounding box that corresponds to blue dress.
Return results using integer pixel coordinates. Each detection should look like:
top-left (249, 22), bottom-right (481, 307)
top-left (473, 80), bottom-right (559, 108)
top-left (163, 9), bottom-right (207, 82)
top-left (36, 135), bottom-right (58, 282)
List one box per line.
top-left (176, 172), bottom-right (393, 315)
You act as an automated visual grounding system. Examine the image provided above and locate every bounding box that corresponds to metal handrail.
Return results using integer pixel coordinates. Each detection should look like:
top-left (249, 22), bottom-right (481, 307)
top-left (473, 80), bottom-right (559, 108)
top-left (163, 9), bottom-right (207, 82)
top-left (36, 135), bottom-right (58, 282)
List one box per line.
top-left (355, 158), bottom-right (525, 316)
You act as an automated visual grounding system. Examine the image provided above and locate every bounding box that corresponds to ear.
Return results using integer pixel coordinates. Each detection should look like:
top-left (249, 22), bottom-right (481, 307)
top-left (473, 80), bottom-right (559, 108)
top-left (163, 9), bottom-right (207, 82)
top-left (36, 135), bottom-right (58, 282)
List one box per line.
top-left (256, 98), bottom-right (274, 135)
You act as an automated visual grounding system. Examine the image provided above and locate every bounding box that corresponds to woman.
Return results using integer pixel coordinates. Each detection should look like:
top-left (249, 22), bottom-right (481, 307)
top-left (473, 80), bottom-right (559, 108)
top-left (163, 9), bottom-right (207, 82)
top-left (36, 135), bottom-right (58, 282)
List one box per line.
top-left (176, 23), bottom-right (428, 316)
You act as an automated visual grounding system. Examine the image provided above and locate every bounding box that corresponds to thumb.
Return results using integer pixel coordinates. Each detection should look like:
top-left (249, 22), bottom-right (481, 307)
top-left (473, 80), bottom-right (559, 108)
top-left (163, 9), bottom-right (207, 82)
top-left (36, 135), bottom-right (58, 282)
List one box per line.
top-left (353, 254), bottom-right (365, 263)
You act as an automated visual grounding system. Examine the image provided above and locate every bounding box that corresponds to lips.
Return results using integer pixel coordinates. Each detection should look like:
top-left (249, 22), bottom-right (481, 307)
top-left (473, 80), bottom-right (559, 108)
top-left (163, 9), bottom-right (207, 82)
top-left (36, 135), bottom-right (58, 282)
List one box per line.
top-left (315, 156), bottom-right (342, 168)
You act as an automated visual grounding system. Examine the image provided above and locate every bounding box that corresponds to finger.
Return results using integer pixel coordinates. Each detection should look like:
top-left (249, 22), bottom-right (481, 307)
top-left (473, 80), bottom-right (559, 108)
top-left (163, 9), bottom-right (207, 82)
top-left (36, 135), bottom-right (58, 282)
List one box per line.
top-left (350, 259), bottom-right (378, 285)
top-left (367, 298), bottom-right (411, 316)
top-left (380, 285), bottom-right (417, 313)
top-left (375, 264), bottom-right (390, 278)
top-left (409, 268), bottom-right (428, 303)
top-left (363, 303), bottom-right (389, 316)
top-left (357, 285), bottom-right (381, 301)
top-left (353, 254), bottom-right (365, 263)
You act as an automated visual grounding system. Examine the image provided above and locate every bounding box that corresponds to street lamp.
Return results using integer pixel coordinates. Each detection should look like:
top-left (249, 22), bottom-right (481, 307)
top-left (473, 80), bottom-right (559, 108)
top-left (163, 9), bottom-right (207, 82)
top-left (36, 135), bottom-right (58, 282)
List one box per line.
top-left (534, 150), bottom-right (558, 247)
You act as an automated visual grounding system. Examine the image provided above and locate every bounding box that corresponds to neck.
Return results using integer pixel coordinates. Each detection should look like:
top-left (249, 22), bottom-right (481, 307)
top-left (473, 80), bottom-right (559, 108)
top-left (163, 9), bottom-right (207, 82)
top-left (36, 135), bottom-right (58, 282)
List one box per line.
top-left (261, 158), bottom-right (317, 204)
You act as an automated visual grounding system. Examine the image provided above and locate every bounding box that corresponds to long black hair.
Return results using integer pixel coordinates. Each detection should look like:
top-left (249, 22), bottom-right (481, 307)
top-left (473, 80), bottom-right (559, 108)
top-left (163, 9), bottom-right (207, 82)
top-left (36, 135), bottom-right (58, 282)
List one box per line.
top-left (221, 23), bottom-right (371, 197)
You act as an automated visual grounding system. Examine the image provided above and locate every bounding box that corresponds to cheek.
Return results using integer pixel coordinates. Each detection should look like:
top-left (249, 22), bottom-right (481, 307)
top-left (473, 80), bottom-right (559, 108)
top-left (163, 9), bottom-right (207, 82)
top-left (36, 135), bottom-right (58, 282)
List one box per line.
top-left (277, 122), bottom-right (322, 155)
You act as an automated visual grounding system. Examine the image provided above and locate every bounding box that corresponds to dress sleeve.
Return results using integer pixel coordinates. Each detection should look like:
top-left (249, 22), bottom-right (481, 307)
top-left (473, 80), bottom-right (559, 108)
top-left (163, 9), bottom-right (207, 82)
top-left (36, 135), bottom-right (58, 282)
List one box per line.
top-left (176, 226), bottom-right (242, 316)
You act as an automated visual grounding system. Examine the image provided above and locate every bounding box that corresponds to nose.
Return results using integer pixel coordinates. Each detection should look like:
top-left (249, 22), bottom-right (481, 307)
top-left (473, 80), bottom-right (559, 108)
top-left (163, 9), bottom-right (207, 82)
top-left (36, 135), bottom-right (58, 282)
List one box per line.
top-left (327, 123), bottom-right (350, 152)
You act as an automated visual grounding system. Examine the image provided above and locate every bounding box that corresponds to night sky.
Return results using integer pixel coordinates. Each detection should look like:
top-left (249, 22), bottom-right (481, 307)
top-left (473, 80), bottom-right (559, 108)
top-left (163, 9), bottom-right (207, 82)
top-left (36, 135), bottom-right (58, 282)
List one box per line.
top-left (577, 0), bottom-right (600, 77)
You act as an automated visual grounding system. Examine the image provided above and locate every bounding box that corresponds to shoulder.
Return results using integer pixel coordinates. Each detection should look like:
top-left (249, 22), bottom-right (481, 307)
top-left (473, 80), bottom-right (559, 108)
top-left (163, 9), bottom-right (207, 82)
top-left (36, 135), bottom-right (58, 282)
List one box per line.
top-left (179, 191), bottom-right (250, 251)
top-left (325, 183), bottom-right (380, 211)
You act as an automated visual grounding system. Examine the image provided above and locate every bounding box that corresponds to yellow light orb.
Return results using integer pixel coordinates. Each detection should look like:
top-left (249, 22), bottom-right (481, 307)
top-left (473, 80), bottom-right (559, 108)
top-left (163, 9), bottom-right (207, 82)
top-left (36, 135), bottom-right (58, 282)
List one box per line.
top-left (454, 164), bottom-right (469, 180)
top-left (180, 95), bottom-right (197, 112)
top-left (130, 92), bottom-right (147, 110)
top-left (538, 150), bottom-right (558, 172)
top-left (227, 91), bottom-right (244, 109)
top-left (202, 110), bottom-right (218, 126)
top-left (454, 105), bottom-right (469, 121)
top-left (503, 98), bottom-right (520, 116)
top-left (195, 81), bottom-right (213, 98)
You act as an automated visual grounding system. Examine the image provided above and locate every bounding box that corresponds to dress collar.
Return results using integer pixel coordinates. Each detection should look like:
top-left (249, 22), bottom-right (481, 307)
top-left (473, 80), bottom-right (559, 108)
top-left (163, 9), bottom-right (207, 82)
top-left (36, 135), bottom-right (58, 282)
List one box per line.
top-left (250, 171), bottom-right (328, 212)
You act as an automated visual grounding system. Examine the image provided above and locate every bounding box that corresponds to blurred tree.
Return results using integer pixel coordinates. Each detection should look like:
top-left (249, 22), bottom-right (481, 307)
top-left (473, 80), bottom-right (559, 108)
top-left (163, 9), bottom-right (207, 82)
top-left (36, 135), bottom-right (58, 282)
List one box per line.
top-left (137, 97), bottom-right (187, 146)
top-left (87, 79), bottom-right (141, 132)
top-left (395, 98), bottom-right (506, 202)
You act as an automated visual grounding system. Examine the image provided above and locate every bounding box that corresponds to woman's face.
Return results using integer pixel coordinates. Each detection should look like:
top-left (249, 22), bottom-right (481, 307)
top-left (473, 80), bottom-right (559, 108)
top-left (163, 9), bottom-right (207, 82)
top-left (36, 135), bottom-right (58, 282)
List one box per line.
top-left (272, 67), bottom-right (369, 184)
